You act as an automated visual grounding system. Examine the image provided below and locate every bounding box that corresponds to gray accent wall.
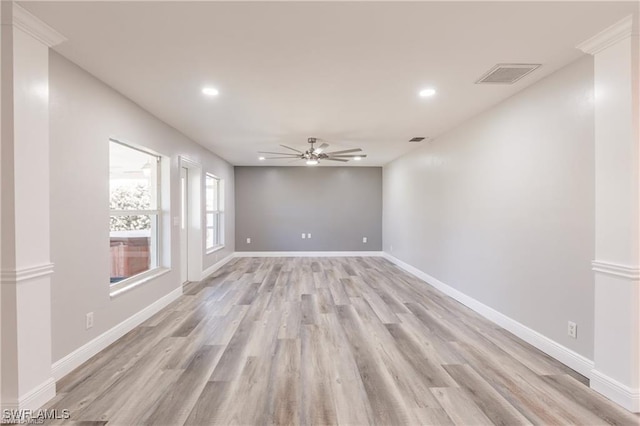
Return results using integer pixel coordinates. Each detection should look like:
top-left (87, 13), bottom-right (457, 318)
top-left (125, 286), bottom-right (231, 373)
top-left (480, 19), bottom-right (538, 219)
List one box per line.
top-left (235, 166), bottom-right (382, 251)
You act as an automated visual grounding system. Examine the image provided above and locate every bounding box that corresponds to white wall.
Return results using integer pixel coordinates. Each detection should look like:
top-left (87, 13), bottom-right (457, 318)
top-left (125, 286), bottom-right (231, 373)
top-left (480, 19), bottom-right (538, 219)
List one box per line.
top-left (383, 56), bottom-right (595, 359)
top-left (48, 51), bottom-right (234, 362)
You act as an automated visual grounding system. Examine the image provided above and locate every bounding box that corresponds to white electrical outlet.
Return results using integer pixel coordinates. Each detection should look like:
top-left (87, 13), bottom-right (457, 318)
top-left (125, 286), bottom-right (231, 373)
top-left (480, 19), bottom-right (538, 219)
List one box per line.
top-left (86, 312), bottom-right (94, 330)
top-left (390, 245), bottom-right (394, 252)
top-left (568, 321), bottom-right (577, 339)
top-left (302, 233), bottom-right (306, 239)
top-left (307, 233), bottom-right (311, 239)
top-left (362, 237), bottom-right (368, 243)
top-left (246, 237), bottom-right (251, 244)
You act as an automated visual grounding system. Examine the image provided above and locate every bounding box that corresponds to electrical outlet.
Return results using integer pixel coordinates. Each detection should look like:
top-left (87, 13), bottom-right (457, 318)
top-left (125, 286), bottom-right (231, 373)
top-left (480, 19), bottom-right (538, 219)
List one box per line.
top-left (307, 233), bottom-right (311, 239)
top-left (246, 237), bottom-right (251, 244)
top-left (362, 237), bottom-right (368, 243)
top-left (86, 312), bottom-right (94, 330)
top-left (302, 233), bottom-right (306, 239)
top-left (568, 321), bottom-right (577, 339)
top-left (390, 245), bottom-right (393, 252)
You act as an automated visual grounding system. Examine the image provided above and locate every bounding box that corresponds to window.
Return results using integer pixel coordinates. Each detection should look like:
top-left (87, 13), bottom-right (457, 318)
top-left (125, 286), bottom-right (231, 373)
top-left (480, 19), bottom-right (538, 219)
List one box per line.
top-left (109, 140), bottom-right (161, 285)
top-left (205, 174), bottom-right (224, 250)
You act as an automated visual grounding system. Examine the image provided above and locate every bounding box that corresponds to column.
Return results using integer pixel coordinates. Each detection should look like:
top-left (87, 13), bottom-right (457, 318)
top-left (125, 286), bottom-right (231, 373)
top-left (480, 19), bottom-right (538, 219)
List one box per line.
top-left (578, 14), bottom-right (640, 412)
top-left (0, 2), bottom-right (65, 411)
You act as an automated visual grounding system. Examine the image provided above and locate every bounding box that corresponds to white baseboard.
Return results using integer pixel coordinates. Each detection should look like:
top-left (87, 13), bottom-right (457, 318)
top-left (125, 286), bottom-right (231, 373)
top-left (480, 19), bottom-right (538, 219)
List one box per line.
top-left (0, 377), bottom-right (56, 411)
top-left (201, 252), bottom-right (235, 280)
top-left (51, 287), bottom-right (183, 381)
top-left (591, 369), bottom-right (640, 413)
top-left (235, 251), bottom-right (384, 258)
top-left (382, 253), bottom-right (595, 378)
top-left (21, 378), bottom-right (56, 411)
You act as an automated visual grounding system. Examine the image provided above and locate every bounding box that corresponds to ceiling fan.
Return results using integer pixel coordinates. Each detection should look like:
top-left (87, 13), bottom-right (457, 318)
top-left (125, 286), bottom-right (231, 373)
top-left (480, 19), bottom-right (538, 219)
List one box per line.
top-left (258, 137), bottom-right (367, 165)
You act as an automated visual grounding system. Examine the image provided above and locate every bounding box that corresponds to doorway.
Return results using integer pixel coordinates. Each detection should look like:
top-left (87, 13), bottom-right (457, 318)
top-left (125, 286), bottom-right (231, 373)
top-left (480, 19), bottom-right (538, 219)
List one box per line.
top-left (179, 157), bottom-right (203, 284)
top-left (180, 166), bottom-right (188, 284)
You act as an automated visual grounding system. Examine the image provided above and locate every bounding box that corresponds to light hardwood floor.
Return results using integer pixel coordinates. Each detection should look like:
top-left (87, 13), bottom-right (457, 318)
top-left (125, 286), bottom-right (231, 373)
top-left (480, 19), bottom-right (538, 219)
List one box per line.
top-left (44, 257), bottom-right (639, 425)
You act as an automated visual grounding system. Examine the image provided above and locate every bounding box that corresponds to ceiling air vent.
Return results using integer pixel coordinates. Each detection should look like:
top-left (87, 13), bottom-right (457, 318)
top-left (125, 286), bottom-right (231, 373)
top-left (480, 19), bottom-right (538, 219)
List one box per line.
top-left (476, 63), bottom-right (541, 84)
top-left (409, 137), bottom-right (426, 142)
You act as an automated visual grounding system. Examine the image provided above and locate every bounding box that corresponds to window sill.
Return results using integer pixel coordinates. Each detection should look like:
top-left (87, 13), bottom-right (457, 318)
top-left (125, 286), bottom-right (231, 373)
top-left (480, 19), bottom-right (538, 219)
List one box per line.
top-left (110, 267), bottom-right (171, 299)
top-left (206, 245), bottom-right (225, 255)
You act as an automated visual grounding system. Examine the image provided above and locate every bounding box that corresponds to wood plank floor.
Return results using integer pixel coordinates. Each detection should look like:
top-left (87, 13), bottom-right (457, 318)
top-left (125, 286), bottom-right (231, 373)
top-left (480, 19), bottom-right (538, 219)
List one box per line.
top-left (44, 257), bottom-right (639, 425)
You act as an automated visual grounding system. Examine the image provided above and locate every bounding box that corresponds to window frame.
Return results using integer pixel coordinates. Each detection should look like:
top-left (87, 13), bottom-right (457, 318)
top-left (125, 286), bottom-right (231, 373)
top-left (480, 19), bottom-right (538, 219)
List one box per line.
top-left (205, 173), bottom-right (224, 253)
top-left (109, 138), bottom-right (165, 295)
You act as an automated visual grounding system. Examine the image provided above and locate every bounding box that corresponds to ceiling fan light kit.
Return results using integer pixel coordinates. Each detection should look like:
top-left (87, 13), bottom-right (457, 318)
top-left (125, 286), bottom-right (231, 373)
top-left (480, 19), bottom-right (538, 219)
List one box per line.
top-left (258, 137), bottom-right (367, 166)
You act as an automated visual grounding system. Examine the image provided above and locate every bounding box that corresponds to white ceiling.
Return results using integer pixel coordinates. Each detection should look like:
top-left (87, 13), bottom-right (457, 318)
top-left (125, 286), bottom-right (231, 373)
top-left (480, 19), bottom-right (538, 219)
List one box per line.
top-left (21, 1), bottom-right (638, 166)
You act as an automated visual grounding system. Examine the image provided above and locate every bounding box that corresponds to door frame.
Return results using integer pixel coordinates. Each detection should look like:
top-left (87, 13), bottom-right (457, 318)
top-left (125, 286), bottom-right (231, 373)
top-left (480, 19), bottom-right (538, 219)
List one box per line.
top-left (179, 156), bottom-right (203, 282)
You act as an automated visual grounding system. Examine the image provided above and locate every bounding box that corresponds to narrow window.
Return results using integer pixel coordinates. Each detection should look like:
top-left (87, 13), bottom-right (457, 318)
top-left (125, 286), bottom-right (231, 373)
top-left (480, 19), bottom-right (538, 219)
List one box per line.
top-left (109, 140), bottom-right (161, 284)
top-left (205, 174), bottom-right (224, 250)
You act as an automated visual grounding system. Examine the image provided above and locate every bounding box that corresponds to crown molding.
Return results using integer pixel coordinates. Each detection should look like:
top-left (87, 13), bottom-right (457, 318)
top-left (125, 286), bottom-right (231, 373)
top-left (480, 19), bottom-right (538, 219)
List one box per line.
top-left (592, 260), bottom-right (640, 281)
top-left (13, 3), bottom-right (66, 47)
top-left (577, 15), bottom-right (633, 55)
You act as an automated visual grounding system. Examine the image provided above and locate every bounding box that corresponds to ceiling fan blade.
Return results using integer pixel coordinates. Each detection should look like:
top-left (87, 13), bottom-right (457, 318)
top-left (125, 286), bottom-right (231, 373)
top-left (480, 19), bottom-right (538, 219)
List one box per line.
top-left (316, 142), bottom-right (329, 152)
top-left (330, 154), bottom-right (368, 158)
top-left (325, 158), bottom-right (349, 162)
top-left (280, 144), bottom-right (304, 154)
top-left (264, 156), bottom-right (301, 159)
top-left (258, 151), bottom-right (299, 156)
top-left (324, 148), bottom-right (362, 155)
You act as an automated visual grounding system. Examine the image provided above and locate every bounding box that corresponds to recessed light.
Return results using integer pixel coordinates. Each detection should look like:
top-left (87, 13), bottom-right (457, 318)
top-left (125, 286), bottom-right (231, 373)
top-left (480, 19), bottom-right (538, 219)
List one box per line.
top-left (419, 88), bottom-right (436, 97)
top-left (353, 156), bottom-right (362, 161)
top-left (202, 87), bottom-right (219, 96)
top-left (306, 159), bottom-right (318, 166)
top-left (258, 156), bottom-right (265, 161)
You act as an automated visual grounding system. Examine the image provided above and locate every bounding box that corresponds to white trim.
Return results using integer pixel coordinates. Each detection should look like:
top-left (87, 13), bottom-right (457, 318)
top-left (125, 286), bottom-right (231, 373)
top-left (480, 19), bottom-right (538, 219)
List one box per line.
top-left (201, 252), bottom-right (235, 280)
top-left (234, 251), bottom-right (384, 258)
top-left (19, 377), bottom-right (56, 411)
top-left (13, 4), bottom-right (67, 47)
top-left (0, 377), bottom-right (56, 411)
top-left (0, 263), bottom-right (54, 285)
top-left (110, 209), bottom-right (160, 216)
top-left (109, 267), bottom-right (171, 298)
top-left (51, 287), bottom-right (182, 381)
top-left (206, 245), bottom-right (225, 255)
top-left (591, 369), bottom-right (640, 412)
top-left (179, 156), bottom-right (204, 282)
top-left (178, 156), bottom-right (202, 169)
top-left (592, 260), bottom-right (640, 281)
top-left (577, 15), bottom-right (634, 55)
top-left (205, 173), bottom-right (224, 250)
top-left (382, 253), bottom-right (595, 378)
